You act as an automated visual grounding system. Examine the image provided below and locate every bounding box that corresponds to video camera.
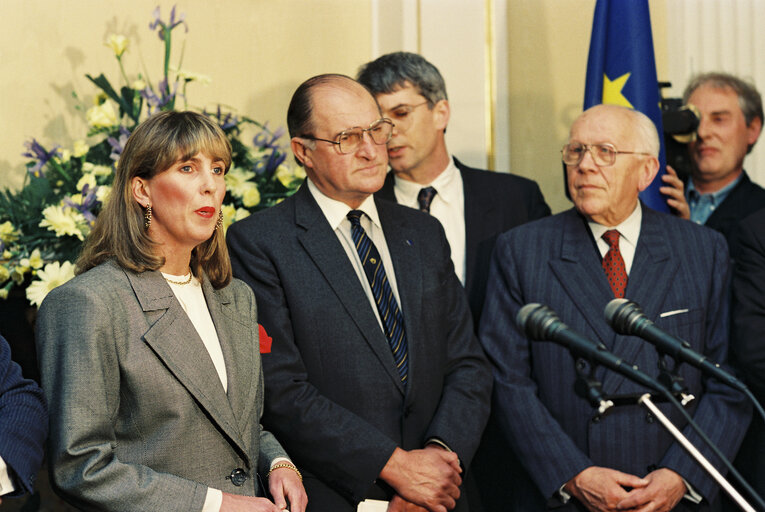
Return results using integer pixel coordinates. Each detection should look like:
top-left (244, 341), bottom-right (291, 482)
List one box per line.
top-left (660, 81), bottom-right (699, 182)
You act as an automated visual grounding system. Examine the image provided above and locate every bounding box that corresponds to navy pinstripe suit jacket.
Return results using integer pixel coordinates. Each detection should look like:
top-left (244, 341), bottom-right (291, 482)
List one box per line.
top-left (479, 205), bottom-right (751, 510)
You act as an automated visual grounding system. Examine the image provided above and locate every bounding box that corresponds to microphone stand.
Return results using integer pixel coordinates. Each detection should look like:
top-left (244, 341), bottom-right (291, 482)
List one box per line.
top-left (638, 393), bottom-right (755, 512)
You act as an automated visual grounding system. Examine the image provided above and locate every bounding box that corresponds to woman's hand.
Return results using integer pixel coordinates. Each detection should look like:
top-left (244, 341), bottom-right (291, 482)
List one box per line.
top-left (269, 465), bottom-right (307, 512)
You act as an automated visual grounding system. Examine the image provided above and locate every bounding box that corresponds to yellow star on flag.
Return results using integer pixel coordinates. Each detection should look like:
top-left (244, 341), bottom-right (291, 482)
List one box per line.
top-left (602, 72), bottom-right (634, 107)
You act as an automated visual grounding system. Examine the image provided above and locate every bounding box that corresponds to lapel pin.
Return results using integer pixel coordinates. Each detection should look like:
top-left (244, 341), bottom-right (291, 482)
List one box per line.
top-left (405, 239), bottom-right (413, 246)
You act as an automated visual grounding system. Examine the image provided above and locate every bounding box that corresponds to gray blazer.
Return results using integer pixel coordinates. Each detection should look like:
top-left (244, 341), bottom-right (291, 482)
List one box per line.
top-left (36, 261), bottom-right (287, 512)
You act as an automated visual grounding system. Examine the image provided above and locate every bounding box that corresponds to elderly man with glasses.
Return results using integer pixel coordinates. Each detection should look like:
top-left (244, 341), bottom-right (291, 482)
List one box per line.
top-left (479, 104), bottom-right (750, 511)
top-left (227, 74), bottom-right (491, 512)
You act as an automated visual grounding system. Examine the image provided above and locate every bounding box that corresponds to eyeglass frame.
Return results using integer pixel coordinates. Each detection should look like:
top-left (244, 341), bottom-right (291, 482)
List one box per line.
top-left (561, 142), bottom-right (654, 167)
top-left (383, 100), bottom-right (432, 128)
top-left (299, 118), bottom-right (395, 155)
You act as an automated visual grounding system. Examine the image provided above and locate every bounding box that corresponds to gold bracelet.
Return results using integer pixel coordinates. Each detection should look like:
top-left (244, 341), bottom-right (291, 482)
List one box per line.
top-left (267, 462), bottom-right (303, 482)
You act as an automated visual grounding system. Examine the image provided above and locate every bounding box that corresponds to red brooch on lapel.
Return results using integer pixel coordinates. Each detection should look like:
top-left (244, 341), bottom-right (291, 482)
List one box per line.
top-left (258, 324), bottom-right (273, 354)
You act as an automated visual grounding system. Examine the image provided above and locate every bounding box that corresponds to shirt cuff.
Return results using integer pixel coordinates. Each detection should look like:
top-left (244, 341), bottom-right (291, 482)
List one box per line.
top-left (425, 438), bottom-right (453, 452)
top-left (270, 456), bottom-right (292, 469)
top-left (203, 487), bottom-right (223, 512)
top-left (682, 477), bottom-right (703, 504)
top-left (0, 455), bottom-right (15, 496)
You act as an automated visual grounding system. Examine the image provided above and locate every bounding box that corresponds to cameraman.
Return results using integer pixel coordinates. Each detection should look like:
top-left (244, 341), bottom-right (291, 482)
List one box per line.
top-left (661, 72), bottom-right (765, 246)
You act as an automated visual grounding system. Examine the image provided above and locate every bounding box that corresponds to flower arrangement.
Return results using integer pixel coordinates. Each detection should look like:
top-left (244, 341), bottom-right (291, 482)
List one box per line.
top-left (0, 6), bottom-right (304, 307)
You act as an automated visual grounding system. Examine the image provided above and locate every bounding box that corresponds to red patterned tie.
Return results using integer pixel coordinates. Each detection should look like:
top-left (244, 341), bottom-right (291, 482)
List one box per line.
top-left (602, 230), bottom-right (627, 298)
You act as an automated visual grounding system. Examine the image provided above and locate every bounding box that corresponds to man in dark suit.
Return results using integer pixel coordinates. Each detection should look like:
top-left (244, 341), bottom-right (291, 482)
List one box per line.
top-left (729, 207), bottom-right (765, 501)
top-left (357, 52), bottom-right (550, 328)
top-left (661, 72), bottom-right (765, 247)
top-left (0, 333), bottom-right (46, 503)
top-left (227, 74), bottom-right (491, 512)
top-left (480, 104), bottom-right (750, 510)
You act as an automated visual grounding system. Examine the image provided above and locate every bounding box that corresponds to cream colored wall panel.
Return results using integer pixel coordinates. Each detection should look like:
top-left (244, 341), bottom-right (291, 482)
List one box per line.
top-left (0, 0), bottom-right (373, 190)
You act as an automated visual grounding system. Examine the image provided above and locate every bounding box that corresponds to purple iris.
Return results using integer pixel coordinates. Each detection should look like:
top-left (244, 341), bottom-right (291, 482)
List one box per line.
top-left (253, 124), bottom-right (286, 150)
top-left (141, 79), bottom-right (178, 113)
top-left (107, 126), bottom-right (131, 162)
top-left (64, 186), bottom-right (98, 224)
top-left (209, 106), bottom-right (239, 131)
top-left (22, 139), bottom-right (60, 178)
top-left (149, 5), bottom-right (187, 40)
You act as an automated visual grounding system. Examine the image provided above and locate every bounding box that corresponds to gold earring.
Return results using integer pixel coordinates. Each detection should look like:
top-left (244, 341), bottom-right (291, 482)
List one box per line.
top-left (215, 209), bottom-right (224, 230)
top-left (144, 204), bottom-right (152, 229)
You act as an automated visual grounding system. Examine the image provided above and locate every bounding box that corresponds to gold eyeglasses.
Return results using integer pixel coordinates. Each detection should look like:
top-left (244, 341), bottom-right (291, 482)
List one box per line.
top-left (301, 118), bottom-right (394, 154)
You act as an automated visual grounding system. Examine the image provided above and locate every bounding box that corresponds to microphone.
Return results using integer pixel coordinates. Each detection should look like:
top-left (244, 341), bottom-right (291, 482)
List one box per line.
top-left (516, 303), bottom-right (665, 393)
top-left (604, 299), bottom-right (746, 391)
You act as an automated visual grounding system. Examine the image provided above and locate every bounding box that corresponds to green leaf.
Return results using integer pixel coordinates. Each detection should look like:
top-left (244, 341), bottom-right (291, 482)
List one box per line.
top-left (86, 74), bottom-right (136, 122)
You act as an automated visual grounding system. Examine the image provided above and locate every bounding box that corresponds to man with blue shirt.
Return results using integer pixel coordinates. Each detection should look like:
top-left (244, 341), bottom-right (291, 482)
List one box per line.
top-left (662, 72), bottom-right (765, 246)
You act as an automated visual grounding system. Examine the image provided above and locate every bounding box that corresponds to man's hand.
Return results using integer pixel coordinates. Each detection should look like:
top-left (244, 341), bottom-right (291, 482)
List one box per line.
top-left (220, 492), bottom-right (282, 511)
top-left (616, 468), bottom-right (686, 511)
top-left (388, 494), bottom-right (429, 511)
top-left (565, 466), bottom-right (648, 512)
top-left (660, 165), bottom-right (691, 220)
top-left (379, 446), bottom-right (462, 512)
top-left (268, 465), bottom-right (308, 512)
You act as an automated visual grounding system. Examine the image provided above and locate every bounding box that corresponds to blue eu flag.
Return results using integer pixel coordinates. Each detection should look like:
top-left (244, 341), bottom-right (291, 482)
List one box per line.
top-left (584, 0), bottom-right (668, 212)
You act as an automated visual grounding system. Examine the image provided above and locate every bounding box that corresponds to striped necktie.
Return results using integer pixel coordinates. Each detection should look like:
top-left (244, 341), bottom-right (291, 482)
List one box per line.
top-left (347, 210), bottom-right (408, 384)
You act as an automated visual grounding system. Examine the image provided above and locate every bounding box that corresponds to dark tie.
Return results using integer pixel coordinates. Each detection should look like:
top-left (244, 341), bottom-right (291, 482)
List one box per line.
top-left (602, 229), bottom-right (627, 298)
top-left (417, 186), bottom-right (437, 213)
top-left (347, 210), bottom-right (409, 384)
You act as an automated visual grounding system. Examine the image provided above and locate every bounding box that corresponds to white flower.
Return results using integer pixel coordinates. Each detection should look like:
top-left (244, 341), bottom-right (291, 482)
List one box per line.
top-left (82, 162), bottom-right (113, 177)
top-left (105, 34), bottom-right (129, 58)
top-left (225, 166), bottom-right (257, 198)
top-left (73, 140), bottom-right (89, 158)
top-left (39, 205), bottom-right (87, 241)
top-left (171, 67), bottom-right (211, 85)
top-left (86, 102), bottom-right (118, 129)
top-left (26, 261), bottom-right (75, 307)
top-left (242, 186), bottom-right (261, 208)
top-left (132, 79), bottom-right (146, 90)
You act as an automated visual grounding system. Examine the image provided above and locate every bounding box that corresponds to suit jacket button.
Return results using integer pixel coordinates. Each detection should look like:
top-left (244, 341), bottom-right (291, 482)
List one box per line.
top-left (229, 468), bottom-right (248, 486)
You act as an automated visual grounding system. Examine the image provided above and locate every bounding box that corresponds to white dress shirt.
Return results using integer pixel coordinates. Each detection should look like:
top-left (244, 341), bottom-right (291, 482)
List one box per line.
top-left (586, 202), bottom-right (642, 274)
top-left (392, 157), bottom-right (466, 284)
top-left (307, 178), bottom-right (402, 333)
top-left (0, 456), bottom-right (13, 496)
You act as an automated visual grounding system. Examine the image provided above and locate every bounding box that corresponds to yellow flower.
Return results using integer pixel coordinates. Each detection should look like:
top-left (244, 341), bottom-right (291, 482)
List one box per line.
top-left (0, 221), bottom-right (18, 244)
top-left (2, 250), bottom-right (11, 259)
top-left (235, 208), bottom-right (250, 222)
top-left (97, 185), bottom-right (112, 204)
top-left (39, 205), bottom-right (87, 241)
top-left (242, 186), bottom-right (261, 208)
top-left (86, 102), bottom-right (118, 129)
top-left (0, 289), bottom-right (7, 300)
top-left (77, 173), bottom-right (97, 193)
top-left (73, 140), bottom-right (89, 158)
top-left (58, 148), bottom-right (72, 163)
top-left (225, 166), bottom-right (256, 198)
top-left (132, 79), bottom-right (146, 90)
top-left (105, 34), bottom-right (129, 58)
top-left (82, 162), bottom-right (112, 177)
top-left (0, 265), bottom-right (9, 284)
top-left (28, 249), bottom-right (43, 269)
top-left (274, 164), bottom-right (306, 188)
top-left (26, 261), bottom-right (75, 307)
top-left (11, 266), bottom-right (26, 285)
top-left (221, 204), bottom-right (237, 226)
